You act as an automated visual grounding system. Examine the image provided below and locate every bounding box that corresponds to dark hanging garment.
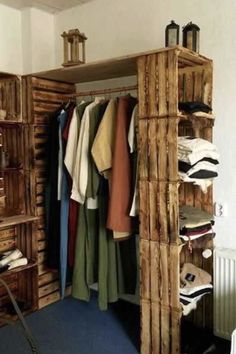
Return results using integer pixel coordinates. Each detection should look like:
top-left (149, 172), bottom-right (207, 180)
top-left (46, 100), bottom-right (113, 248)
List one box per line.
top-left (45, 108), bottom-right (62, 270)
top-left (60, 103), bottom-right (75, 298)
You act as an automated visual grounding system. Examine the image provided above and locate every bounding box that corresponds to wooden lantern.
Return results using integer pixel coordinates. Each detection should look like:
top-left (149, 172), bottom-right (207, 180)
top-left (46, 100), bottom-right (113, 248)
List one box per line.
top-left (61, 29), bottom-right (87, 67)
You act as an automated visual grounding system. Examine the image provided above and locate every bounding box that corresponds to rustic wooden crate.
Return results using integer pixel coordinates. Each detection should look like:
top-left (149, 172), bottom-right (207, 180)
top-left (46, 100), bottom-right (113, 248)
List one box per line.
top-left (0, 77), bottom-right (21, 122)
top-left (22, 76), bottom-right (74, 308)
top-left (137, 49), bottom-right (213, 354)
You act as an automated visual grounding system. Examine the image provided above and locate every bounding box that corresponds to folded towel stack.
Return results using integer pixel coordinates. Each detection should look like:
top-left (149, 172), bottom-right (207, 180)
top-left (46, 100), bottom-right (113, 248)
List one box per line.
top-left (179, 205), bottom-right (214, 246)
top-left (179, 101), bottom-right (215, 120)
top-left (178, 136), bottom-right (219, 192)
top-left (180, 263), bottom-right (213, 316)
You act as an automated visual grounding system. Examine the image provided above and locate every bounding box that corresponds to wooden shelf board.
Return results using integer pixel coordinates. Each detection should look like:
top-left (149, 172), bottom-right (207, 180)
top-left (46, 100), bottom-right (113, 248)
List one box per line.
top-left (32, 46), bottom-right (212, 84)
top-left (0, 215), bottom-right (38, 229)
top-left (0, 167), bottom-right (23, 172)
top-left (0, 120), bottom-right (22, 126)
top-left (178, 113), bottom-right (215, 124)
top-left (0, 261), bottom-right (37, 278)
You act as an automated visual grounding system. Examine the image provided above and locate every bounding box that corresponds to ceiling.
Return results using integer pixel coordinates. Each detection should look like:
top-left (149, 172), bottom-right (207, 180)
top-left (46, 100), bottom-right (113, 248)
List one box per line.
top-left (0, 0), bottom-right (93, 13)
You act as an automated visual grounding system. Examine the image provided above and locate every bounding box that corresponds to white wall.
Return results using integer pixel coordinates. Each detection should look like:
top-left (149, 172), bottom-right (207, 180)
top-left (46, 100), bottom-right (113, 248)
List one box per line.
top-left (0, 4), bottom-right (55, 75)
top-left (22, 7), bottom-right (55, 74)
top-left (54, 0), bottom-right (236, 249)
top-left (0, 4), bottom-right (22, 74)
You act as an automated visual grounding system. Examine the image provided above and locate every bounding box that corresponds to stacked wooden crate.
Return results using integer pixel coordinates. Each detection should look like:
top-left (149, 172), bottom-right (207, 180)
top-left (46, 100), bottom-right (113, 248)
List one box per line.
top-left (137, 48), bottom-right (213, 353)
top-left (178, 60), bottom-right (214, 330)
top-left (22, 76), bottom-right (74, 308)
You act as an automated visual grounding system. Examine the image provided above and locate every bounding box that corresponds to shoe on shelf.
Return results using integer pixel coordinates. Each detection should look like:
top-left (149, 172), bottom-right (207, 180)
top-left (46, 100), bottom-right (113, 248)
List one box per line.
top-left (0, 257), bottom-right (28, 273)
top-left (0, 249), bottom-right (23, 267)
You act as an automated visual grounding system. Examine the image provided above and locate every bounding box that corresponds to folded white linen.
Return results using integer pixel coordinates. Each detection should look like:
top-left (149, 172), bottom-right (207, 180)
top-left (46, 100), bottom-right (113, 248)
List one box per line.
top-left (179, 172), bottom-right (213, 193)
top-left (178, 137), bottom-right (218, 153)
top-left (186, 161), bottom-right (218, 177)
top-left (178, 149), bottom-right (220, 166)
top-left (180, 283), bottom-right (213, 296)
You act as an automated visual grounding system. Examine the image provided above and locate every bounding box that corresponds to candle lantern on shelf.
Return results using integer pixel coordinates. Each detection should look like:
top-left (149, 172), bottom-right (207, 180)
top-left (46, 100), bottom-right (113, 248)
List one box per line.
top-left (165, 20), bottom-right (180, 47)
top-left (61, 29), bottom-right (87, 67)
top-left (182, 22), bottom-right (200, 53)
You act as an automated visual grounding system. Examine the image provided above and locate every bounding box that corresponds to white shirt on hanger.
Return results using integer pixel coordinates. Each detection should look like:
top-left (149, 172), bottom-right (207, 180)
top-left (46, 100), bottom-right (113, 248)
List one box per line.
top-left (128, 105), bottom-right (139, 217)
top-left (71, 97), bottom-right (104, 205)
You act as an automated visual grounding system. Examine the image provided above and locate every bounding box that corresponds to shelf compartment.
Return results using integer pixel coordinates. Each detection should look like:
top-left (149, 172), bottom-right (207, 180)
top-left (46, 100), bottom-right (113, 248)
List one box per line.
top-left (0, 76), bottom-right (21, 122)
top-left (0, 260), bottom-right (37, 278)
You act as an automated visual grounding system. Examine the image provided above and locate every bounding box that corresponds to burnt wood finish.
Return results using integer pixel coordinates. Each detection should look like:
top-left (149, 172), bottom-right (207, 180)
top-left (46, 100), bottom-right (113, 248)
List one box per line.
top-left (0, 74), bottom-right (38, 323)
top-left (22, 76), bottom-right (74, 309)
top-left (137, 48), bottom-right (213, 353)
top-left (22, 46), bottom-right (213, 354)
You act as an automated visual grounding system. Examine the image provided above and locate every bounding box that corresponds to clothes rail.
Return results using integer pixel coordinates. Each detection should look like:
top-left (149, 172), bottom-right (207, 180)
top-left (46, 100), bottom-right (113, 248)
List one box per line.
top-left (65, 84), bottom-right (138, 98)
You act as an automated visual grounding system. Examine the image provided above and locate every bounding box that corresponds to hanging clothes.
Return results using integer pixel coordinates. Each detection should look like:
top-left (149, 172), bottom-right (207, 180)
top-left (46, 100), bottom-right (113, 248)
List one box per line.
top-left (71, 98), bottom-right (104, 204)
top-left (64, 101), bottom-right (91, 267)
top-left (91, 99), bottom-right (130, 240)
top-left (106, 95), bottom-right (137, 239)
top-left (58, 106), bottom-right (71, 299)
top-left (72, 100), bottom-right (104, 302)
top-left (97, 177), bottom-right (118, 310)
top-left (128, 104), bottom-right (139, 217)
top-left (45, 107), bottom-right (63, 269)
top-left (72, 99), bottom-right (120, 310)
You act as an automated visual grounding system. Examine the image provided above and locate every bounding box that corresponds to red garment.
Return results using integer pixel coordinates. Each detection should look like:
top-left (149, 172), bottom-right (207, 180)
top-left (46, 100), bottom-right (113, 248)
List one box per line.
top-left (106, 96), bottom-right (137, 234)
top-left (62, 103), bottom-right (79, 267)
top-left (62, 104), bottom-right (75, 141)
top-left (68, 199), bottom-right (79, 267)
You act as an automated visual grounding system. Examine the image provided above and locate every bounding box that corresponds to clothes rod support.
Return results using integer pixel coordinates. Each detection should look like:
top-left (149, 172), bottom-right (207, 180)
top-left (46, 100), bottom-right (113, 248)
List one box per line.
top-left (65, 84), bottom-right (138, 98)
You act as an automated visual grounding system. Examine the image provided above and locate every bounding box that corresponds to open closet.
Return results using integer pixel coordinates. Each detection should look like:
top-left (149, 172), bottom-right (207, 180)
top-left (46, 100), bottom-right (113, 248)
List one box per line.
top-left (0, 45), bottom-right (214, 354)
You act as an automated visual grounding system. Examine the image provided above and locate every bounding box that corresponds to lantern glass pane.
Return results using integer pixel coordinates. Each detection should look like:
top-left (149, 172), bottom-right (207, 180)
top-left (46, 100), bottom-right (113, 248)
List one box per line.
top-left (196, 31), bottom-right (200, 53)
top-left (168, 29), bottom-right (178, 46)
top-left (187, 31), bottom-right (193, 50)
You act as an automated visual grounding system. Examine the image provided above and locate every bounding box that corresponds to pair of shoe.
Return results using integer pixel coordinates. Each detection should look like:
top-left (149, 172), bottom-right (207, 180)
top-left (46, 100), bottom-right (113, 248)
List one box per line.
top-left (0, 249), bottom-right (28, 273)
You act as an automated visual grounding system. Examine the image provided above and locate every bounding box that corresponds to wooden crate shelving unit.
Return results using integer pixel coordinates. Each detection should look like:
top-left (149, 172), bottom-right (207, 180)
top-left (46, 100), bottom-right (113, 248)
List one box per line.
top-left (22, 76), bottom-right (75, 308)
top-left (0, 73), bottom-right (39, 324)
top-left (25, 46), bottom-right (214, 354)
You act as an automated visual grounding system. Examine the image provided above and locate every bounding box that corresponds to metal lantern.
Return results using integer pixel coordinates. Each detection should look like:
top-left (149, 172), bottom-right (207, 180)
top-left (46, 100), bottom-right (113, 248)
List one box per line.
top-left (165, 20), bottom-right (180, 47)
top-left (182, 22), bottom-right (200, 53)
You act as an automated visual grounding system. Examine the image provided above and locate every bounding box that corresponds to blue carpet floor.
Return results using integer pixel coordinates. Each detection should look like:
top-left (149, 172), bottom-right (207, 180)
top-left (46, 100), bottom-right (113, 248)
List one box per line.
top-left (0, 295), bottom-right (140, 354)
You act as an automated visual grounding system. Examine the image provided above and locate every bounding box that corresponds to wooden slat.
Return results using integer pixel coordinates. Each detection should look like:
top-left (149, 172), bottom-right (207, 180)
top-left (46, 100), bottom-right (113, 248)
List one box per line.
top-left (157, 52), bottom-right (167, 117)
top-left (168, 50), bottom-right (178, 116)
top-left (139, 181), bottom-right (149, 241)
top-left (32, 90), bottom-right (69, 103)
top-left (38, 272), bottom-right (58, 287)
top-left (137, 56), bottom-right (148, 118)
top-left (38, 240), bottom-right (47, 251)
top-left (38, 290), bottom-right (60, 309)
top-left (33, 101), bottom-right (61, 114)
top-left (0, 215), bottom-right (37, 229)
top-left (139, 120), bottom-right (148, 181)
top-left (31, 76), bottom-right (74, 93)
top-left (150, 241), bottom-right (160, 353)
top-left (38, 280), bottom-right (60, 298)
top-left (141, 299), bottom-right (151, 354)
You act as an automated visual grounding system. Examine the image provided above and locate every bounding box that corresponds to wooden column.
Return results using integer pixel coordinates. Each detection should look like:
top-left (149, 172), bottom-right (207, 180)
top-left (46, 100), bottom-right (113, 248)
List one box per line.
top-left (138, 49), bottom-right (182, 354)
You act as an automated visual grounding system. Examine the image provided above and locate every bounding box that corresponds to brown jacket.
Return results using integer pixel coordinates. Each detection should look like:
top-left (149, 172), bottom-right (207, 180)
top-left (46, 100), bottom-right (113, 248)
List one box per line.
top-left (106, 95), bottom-right (137, 236)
